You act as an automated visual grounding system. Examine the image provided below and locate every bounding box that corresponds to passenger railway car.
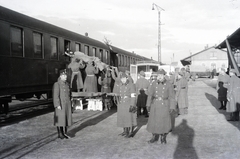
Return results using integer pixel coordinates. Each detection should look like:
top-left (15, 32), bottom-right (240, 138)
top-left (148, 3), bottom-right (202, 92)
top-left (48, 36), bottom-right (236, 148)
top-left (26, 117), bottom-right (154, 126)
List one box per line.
top-left (0, 6), bottom-right (152, 106)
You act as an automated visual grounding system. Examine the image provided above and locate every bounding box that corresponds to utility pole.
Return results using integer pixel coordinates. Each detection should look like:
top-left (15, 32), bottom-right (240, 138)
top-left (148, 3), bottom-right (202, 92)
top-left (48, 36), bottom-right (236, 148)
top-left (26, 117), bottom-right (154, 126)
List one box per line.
top-left (152, 3), bottom-right (164, 64)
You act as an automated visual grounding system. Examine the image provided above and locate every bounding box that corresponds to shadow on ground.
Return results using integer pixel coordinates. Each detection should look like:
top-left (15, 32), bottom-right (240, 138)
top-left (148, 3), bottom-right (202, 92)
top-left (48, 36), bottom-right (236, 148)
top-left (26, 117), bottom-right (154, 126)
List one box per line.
top-left (172, 119), bottom-right (198, 159)
top-left (132, 115), bottom-right (148, 137)
top-left (205, 93), bottom-right (240, 131)
top-left (69, 107), bottom-right (117, 137)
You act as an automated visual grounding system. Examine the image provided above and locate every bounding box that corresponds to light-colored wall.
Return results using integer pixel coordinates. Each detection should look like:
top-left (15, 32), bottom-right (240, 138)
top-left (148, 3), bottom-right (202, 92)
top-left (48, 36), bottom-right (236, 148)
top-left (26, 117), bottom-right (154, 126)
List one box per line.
top-left (191, 47), bottom-right (228, 72)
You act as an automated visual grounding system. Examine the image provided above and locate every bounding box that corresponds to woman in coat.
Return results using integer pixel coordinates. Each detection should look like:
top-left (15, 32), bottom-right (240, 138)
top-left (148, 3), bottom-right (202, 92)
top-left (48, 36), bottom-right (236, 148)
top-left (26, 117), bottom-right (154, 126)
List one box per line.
top-left (83, 61), bottom-right (99, 92)
top-left (68, 58), bottom-right (85, 92)
top-left (175, 71), bottom-right (189, 115)
top-left (116, 73), bottom-right (137, 138)
top-left (53, 69), bottom-right (72, 139)
top-left (146, 69), bottom-right (176, 144)
top-left (227, 69), bottom-right (240, 121)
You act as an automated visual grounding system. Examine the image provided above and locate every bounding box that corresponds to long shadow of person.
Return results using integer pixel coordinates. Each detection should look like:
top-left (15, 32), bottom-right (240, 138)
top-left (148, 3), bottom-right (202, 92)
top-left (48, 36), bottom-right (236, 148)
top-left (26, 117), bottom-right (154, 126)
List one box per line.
top-left (131, 115), bottom-right (148, 137)
top-left (205, 93), bottom-right (240, 131)
top-left (68, 108), bottom-right (117, 137)
top-left (172, 119), bottom-right (198, 159)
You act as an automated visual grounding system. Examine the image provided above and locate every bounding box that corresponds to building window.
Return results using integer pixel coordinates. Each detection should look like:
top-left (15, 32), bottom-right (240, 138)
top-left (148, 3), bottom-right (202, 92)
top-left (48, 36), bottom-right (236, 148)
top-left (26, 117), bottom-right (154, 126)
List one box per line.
top-left (76, 43), bottom-right (81, 52)
top-left (93, 47), bottom-right (96, 57)
top-left (33, 32), bottom-right (43, 58)
top-left (50, 37), bottom-right (58, 59)
top-left (10, 26), bottom-right (23, 57)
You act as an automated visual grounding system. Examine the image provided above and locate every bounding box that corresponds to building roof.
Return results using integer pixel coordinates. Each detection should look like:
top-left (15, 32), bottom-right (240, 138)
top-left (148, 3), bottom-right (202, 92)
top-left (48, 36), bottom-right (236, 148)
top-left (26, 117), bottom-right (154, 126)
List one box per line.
top-left (180, 46), bottom-right (226, 66)
top-left (217, 27), bottom-right (240, 49)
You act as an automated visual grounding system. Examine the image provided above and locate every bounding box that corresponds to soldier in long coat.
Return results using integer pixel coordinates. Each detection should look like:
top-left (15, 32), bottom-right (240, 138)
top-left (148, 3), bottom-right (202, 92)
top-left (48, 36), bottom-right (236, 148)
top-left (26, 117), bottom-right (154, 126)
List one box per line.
top-left (146, 69), bottom-right (176, 144)
top-left (83, 61), bottom-right (99, 92)
top-left (227, 69), bottom-right (240, 121)
top-left (116, 73), bottom-right (137, 138)
top-left (135, 71), bottom-right (149, 117)
top-left (53, 69), bottom-right (72, 139)
top-left (176, 71), bottom-right (189, 115)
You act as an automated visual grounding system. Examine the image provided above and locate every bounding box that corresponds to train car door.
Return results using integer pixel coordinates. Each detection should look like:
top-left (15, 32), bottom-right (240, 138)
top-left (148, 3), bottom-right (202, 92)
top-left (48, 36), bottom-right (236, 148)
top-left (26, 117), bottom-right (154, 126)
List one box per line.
top-left (130, 64), bottom-right (137, 83)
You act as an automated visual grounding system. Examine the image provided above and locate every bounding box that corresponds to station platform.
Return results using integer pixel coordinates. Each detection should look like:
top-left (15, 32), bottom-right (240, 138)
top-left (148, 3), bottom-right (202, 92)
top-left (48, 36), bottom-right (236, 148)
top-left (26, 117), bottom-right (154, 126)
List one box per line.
top-left (1, 79), bottom-right (240, 159)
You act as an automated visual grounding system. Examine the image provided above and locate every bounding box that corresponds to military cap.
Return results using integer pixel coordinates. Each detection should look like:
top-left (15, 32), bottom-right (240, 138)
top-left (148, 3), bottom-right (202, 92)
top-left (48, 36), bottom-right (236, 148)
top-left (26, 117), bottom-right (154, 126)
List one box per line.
top-left (59, 69), bottom-right (67, 76)
top-left (157, 69), bottom-right (166, 75)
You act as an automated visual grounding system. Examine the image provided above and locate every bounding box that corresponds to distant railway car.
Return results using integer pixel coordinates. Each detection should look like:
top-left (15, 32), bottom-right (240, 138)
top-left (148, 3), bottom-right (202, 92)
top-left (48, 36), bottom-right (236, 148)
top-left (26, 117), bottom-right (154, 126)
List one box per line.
top-left (0, 6), bottom-right (152, 108)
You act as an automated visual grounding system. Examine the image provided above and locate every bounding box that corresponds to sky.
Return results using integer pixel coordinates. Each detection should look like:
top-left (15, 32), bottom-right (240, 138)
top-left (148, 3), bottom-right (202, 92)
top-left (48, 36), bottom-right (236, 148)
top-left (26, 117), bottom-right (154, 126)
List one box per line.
top-left (1, 0), bottom-right (240, 64)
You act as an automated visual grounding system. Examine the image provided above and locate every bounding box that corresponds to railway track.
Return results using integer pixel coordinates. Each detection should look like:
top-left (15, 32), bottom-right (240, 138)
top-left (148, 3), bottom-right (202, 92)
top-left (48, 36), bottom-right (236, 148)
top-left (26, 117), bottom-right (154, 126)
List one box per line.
top-left (0, 100), bottom-right (54, 127)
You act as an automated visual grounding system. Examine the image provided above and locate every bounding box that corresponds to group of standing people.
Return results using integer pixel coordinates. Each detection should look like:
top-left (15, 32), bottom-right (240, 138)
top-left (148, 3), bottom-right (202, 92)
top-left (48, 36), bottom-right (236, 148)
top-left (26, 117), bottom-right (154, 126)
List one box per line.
top-left (217, 68), bottom-right (240, 121)
top-left (114, 67), bottom-right (189, 144)
top-left (52, 60), bottom-right (190, 142)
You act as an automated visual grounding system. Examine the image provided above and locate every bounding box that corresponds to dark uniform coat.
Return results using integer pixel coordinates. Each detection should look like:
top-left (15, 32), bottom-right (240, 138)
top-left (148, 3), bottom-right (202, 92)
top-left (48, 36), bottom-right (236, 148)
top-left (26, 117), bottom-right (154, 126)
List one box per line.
top-left (53, 78), bottom-right (72, 127)
top-left (135, 77), bottom-right (149, 108)
top-left (146, 80), bottom-right (176, 134)
top-left (83, 64), bottom-right (99, 92)
top-left (117, 82), bottom-right (137, 128)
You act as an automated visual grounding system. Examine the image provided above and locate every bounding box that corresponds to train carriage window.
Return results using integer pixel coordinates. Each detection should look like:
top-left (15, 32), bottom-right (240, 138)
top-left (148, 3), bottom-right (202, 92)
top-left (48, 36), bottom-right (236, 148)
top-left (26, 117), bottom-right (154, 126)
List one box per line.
top-left (33, 32), bottom-right (43, 58)
top-left (106, 51), bottom-right (109, 64)
top-left (50, 37), bottom-right (58, 59)
top-left (118, 54), bottom-right (121, 66)
top-left (99, 49), bottom-right (103, 61)
top-left (128, 57), bottom-right (130, 66)
top-left (75, 43), bottom-right (81, 52)
top-left (64, 40), bottom-right (71, 52)
top-left (10, 26), bottom-right (23, 57)
top-left (121, 55), bottom-right (124, 66)
top-left (84, 45), bottom-right (89, 55)
top-left (125, 56), bottom-right (127, 66)
top-left (92, 47), bottom-right (96, 57)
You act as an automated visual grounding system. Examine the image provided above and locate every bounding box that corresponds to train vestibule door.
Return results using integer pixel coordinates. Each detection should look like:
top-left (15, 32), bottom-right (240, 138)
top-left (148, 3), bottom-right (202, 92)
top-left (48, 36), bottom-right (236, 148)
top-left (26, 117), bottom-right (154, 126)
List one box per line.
top-left (130, 64), bottom-right (137, 83)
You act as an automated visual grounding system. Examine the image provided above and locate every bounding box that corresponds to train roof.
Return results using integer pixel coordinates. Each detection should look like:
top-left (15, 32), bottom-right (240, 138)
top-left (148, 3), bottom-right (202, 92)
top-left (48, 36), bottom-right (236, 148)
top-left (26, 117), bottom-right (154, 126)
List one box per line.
top-left (0, 6), bottom-right (108, 50)
top-left (217, 27), bottom-right (240, 49)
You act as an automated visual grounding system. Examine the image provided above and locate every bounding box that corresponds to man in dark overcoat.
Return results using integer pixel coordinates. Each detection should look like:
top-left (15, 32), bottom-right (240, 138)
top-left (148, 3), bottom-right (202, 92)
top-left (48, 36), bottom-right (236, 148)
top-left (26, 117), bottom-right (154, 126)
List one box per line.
top-left (53, 69), bottom-right (72, 139)
top-left (146, 69), bottom-right (176, 144)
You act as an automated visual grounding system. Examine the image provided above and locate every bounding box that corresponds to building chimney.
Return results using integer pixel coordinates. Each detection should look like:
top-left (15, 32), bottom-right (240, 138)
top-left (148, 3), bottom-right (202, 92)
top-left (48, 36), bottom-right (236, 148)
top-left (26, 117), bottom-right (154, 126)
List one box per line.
top-left (205, 44), bottom-right (208, 49)
top-left (85, 32), bottom-right (88, 37)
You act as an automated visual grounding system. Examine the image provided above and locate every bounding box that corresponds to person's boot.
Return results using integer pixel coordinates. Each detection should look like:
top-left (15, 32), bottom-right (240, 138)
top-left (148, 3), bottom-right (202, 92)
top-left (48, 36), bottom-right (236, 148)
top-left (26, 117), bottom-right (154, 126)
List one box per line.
top-left (124, 127), bottom-right (130, 137)
top-left (57, 127), bottom-right (64, 139)
top-left (126, 126), bottom-right (134, 138)
top-left (119, 128), bottom-right (127, 136)
top-left (162, 133), bottom-right (167, 144)
top-left (219, 103), bottom-right (224, 110)
top-left (63, 127), bottom-right (71, 139)
top-left (148, 134), bottom-right (157, 143)
top-left (60, 127), bottom-right (68, 139)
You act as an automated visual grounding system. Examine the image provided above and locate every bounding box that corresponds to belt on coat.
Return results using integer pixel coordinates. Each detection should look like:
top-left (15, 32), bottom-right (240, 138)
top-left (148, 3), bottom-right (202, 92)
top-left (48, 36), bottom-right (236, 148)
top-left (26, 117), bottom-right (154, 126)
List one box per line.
top-left (87, 74), bottom-right (94, 76)
top-left (153, 97), bottom-right (168, 101)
